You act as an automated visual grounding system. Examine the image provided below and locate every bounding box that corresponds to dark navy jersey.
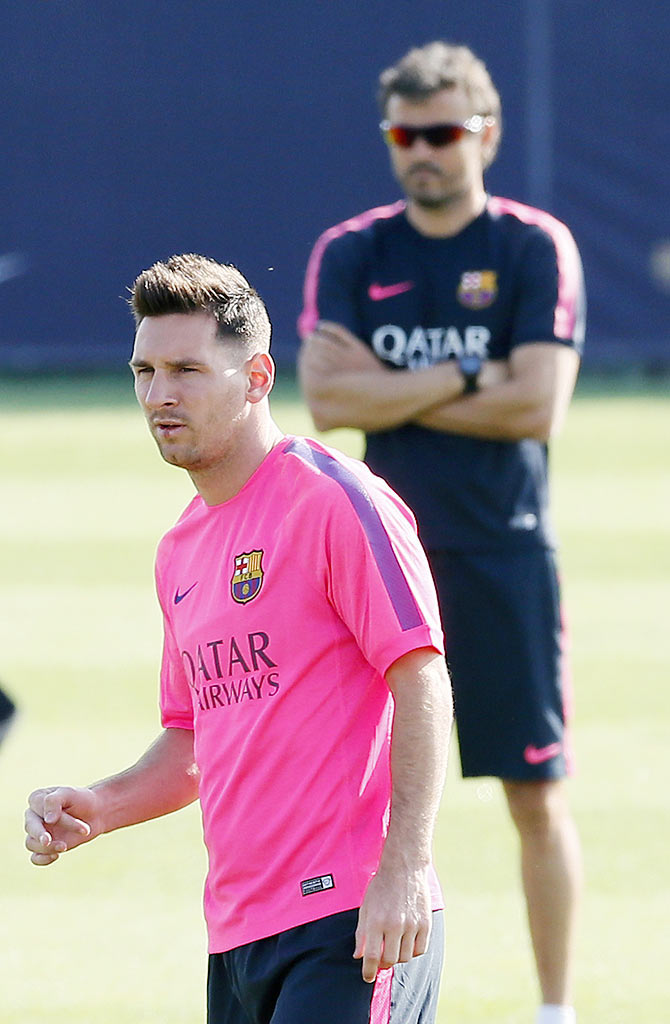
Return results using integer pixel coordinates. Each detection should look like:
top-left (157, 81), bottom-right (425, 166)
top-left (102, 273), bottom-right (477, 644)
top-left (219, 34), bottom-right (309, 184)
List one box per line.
top-left (299, 196), bottom-right (586, 550)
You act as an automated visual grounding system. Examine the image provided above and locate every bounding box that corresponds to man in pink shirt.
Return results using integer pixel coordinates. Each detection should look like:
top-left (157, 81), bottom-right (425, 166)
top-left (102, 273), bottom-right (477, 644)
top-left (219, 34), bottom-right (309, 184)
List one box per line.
top-left (24, 254), bottom-right (453, 1024)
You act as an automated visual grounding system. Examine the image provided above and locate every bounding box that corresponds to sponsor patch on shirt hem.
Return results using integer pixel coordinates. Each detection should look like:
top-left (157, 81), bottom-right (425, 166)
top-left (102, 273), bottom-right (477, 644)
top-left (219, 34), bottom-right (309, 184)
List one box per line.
top-left (301, 874), bottom-right (335, 896)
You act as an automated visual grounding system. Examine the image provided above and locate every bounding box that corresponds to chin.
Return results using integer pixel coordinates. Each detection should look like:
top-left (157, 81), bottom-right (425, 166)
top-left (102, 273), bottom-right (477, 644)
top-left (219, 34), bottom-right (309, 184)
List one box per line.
top-left (413, 188), bottom-right (464, 211)
top-left (156, 443), bottom-right (189, 468)
top-left (411, 194), bottom-right (449, 210)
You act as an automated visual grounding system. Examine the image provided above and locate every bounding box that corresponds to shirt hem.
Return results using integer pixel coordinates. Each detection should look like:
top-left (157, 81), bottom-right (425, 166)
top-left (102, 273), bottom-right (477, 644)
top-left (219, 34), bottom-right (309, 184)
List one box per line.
top-left (207, 883), bottom-right (444, 954)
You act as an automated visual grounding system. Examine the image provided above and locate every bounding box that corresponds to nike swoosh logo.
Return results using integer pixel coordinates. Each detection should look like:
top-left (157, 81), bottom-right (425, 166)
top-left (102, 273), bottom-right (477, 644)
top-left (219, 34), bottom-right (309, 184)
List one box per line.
top-left (523, 742), bottom-right (562, 765)
top-left (174, 582), bottom-right (198, 605)
top-left (368, 281), bottom-right (414, 301)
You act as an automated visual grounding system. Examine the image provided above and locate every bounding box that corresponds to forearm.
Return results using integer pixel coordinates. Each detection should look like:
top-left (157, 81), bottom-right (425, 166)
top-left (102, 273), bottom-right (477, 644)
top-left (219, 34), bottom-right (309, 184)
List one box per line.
top-left (382, 650), bottom-right (452, 871)
top-left (91, 727), bottom-right (199, 835)
top-left (416, 378), bottom-right (549, 441)
top-left (415, 343), bottom-right (580, 442)
top-left (300, 359), bottom-right (465, 433)
top-left (354, 649), bottom-right (452, 980)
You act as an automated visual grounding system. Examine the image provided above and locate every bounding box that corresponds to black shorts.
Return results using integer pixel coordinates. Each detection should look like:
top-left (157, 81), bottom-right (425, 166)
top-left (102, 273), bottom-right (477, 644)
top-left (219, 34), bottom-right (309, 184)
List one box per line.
top-left (207, 908), bottom-right (444, 1024)
top-left (428, 547), bottom-right (573, 780)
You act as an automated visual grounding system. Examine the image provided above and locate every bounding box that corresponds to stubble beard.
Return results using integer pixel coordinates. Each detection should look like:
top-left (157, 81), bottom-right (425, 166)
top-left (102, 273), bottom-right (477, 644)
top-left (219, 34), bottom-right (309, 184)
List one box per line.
top-left (412, 192), bottom-right (458, 211)
top-left (155, 431), bottom-right (239, 479)
top-left (154, 438), bottom-right (191, 469)
top-left (149, 422), bottom-right (198, 470)
top-left (403, 172), bottom-right (469, 211)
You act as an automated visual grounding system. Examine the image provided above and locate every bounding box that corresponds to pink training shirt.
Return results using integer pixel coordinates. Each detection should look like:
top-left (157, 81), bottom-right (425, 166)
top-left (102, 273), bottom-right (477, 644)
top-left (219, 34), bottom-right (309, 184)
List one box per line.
top-left (156, 436), bottom-right (445, 953)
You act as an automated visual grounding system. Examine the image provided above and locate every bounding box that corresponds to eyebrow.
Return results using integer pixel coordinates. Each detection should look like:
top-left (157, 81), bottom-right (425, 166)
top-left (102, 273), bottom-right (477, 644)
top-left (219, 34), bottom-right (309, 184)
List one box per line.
top-left (128, 358), bottom-right (208, 369)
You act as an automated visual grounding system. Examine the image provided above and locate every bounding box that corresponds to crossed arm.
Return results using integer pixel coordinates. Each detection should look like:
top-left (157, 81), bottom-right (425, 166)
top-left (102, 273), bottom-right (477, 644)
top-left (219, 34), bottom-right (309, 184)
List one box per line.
top-left (299, 321), bottom-right (580, 441)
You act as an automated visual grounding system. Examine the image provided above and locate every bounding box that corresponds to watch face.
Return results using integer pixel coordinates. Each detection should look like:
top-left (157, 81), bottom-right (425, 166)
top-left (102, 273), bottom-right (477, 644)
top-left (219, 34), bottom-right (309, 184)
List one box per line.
top-left (460, 355), bottom-right (482, 375)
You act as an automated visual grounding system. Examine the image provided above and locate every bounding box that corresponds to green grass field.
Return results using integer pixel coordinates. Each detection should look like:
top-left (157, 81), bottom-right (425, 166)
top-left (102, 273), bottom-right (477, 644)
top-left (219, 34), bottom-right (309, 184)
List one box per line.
top-left (1, 372), bottom-right (668, 1023)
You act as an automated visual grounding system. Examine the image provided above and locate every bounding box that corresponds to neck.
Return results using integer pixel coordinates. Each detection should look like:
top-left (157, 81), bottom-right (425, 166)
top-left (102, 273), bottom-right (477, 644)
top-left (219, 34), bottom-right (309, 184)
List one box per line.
top-left (406, 186), bottom-right (487, 238)
top-left (191, 415), bottom-right (284, 506)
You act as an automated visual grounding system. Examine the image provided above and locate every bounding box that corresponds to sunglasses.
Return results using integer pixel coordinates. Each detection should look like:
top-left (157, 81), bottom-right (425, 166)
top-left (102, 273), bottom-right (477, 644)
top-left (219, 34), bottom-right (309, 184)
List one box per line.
top-left (380, 115), bottom-right (494, 148)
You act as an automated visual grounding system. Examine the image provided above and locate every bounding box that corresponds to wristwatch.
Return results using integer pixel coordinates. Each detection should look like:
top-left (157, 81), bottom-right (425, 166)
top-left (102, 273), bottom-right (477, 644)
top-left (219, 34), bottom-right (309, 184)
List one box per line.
top-left (458, 354), bottom-right (482, 394)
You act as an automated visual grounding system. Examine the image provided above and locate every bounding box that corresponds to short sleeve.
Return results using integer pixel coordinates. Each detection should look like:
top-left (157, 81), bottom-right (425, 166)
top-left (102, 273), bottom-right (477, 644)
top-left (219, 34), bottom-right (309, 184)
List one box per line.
top-left (320, 467), bottom-right (444, 676)
top-left (159, 613), bottom-right (194, 729)
top-left (299, 230), bottom-right (365, 338)
top-left (510, 225), bottom-right (586, 354)
top-left (155, 550), bottom-right (194, 730)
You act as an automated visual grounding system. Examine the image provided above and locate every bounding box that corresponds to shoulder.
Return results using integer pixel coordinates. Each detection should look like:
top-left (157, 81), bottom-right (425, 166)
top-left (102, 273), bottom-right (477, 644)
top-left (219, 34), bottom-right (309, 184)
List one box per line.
top-left (280, 435), bottom-right (378, 499)
top-left (487, 195), bottom-right (581, 263)
top-left (308, 200), bottom-right (407, 261)
top-left (300, 201), bottom-right (408, 336)
top-left (488, 197), bottom-right (585, 347)
top-left (280, 436), bottom-right (417, 531)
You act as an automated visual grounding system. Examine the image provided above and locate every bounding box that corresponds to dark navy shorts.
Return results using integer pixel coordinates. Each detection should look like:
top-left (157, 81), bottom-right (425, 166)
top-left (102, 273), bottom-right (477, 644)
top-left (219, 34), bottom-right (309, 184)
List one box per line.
top-left (207, 908), bottom-right (444, 1024)
top-left (428, 547), bottom-right (573, 780)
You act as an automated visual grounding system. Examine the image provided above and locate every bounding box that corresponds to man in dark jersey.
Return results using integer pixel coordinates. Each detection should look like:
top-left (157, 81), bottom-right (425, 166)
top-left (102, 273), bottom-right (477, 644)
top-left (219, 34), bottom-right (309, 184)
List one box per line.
top-left (299, 41), bottom-right (584, 1024)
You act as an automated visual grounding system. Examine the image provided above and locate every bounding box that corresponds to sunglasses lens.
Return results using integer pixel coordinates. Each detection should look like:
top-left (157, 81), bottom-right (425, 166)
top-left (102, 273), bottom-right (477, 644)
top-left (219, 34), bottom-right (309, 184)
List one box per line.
top-left (423, 124), bottom-right (465, 146)
top-left (385, 125), bottom-right (417, 147)
top-left (382, 123), bottom-right (468, 148)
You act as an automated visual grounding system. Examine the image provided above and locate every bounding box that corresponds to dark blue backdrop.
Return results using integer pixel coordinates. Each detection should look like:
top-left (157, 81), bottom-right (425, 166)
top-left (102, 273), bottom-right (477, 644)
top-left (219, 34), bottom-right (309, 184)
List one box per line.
top-left (2, 1), bottom-right (668, 371)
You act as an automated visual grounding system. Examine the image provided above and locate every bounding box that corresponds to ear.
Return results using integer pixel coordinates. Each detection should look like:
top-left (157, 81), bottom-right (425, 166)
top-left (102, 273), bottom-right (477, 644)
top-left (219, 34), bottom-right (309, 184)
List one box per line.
top-left (246, 351), bottom-right (275, 404)
top-left (481, 119), bottom-right (500, 167)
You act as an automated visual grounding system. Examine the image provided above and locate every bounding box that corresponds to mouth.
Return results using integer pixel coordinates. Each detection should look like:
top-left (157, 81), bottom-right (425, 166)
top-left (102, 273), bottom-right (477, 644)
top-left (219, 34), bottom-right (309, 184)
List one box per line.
top-left (406, 163), bottom-right (444, 178)
top-left (152, 419), bottom-right (187, 439)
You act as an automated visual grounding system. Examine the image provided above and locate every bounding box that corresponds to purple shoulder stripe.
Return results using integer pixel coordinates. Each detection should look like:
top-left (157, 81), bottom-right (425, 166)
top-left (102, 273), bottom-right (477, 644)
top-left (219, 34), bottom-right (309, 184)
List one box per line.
top-left (286, 439), bottom-right (424, 631)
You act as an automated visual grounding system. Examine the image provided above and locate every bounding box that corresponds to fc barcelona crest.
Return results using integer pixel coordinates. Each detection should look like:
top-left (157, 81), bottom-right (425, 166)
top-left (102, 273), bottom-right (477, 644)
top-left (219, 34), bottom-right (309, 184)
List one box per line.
top-left (457, 270), bottom-right (498, 310)
top-left (231, 550), bottom-right (264, 604)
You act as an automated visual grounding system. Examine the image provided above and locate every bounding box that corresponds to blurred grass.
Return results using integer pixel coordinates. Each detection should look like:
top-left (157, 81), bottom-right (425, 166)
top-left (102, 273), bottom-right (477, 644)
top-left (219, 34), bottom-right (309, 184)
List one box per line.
top-left (0, 371), bottom-right (668, 1023)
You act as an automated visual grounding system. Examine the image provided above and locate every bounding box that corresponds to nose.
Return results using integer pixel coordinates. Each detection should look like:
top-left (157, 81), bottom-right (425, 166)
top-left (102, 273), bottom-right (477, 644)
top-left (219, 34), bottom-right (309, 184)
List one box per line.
top-left (407, 135), bottom-right (439, 157)
top-left (140, 370), bottom-right (177, 410)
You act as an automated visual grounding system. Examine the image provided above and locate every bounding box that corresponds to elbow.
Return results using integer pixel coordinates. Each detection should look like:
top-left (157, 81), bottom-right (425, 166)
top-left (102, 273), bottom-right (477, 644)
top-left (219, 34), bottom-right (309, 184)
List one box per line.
top-left (518, 390), bottom-right (560, 441)
top-left (503, 405), bottom-right (554, 443)
top-left (311, 407), bottom-right (341, 432)
top-left (298, 363), bottom-right (342, 432)
top-left (299, 377), bottom-right (362, 432)
top-left (303, 394), bottom-right (348, 432)
top-left (526, 416), bottom-right (553, 443)
top-left (530, 403), bottom-right (567, 442)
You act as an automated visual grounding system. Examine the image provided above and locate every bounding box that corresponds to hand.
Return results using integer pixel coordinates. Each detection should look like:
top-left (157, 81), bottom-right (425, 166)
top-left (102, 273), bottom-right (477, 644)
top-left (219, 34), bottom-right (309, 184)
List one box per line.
top-left (354, 864), bottom-right (432, 982)
top-left (301, 321), bottom-right (385, 376)
top-left (24, 786), bottom-right (102, 866)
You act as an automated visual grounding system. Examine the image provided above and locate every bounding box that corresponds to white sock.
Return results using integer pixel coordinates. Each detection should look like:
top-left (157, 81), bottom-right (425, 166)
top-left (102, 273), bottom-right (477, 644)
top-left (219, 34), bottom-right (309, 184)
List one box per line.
top-left (536, 1006), bottom-right (576, 1024)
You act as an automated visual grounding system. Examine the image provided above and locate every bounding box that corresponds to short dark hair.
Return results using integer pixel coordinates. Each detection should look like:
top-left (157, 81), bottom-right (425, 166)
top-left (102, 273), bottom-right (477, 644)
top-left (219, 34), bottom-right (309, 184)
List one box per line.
top-left (378, 41), bottom-right (502, 163)
top-left (129, 253), bottom-right (272, 352)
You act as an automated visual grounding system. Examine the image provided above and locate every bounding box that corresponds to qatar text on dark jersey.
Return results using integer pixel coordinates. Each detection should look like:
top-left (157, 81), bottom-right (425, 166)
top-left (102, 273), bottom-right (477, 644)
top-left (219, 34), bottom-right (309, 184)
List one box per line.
top-left (300, 196), bottom-right (586, 550)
